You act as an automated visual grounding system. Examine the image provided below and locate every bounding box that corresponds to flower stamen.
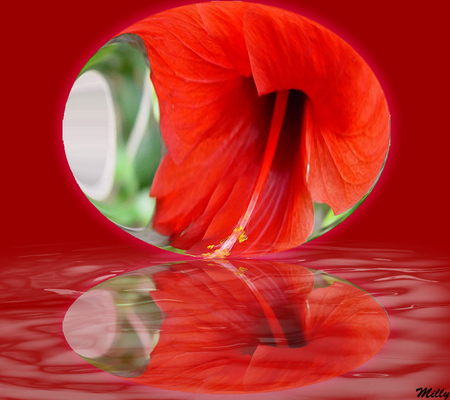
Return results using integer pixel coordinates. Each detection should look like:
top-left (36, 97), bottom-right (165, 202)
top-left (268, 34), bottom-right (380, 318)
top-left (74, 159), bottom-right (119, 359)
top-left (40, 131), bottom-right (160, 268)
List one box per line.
top-left (209, 89), bottom-right (290, 256)
top-left (214, 260), bottom-right (289, 346)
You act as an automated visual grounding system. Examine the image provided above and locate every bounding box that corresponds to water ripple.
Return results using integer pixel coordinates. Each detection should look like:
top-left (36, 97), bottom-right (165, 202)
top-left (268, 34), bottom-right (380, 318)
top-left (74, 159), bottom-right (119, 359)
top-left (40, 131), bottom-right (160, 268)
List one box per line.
top-left (1, 245), bottom-right (449, 399)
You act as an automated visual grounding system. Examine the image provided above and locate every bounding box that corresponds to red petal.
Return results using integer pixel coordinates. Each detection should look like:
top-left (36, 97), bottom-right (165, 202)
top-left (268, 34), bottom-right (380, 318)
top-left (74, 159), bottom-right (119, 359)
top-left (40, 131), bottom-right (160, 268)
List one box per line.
top-left (130, 350), bottom-right (251, 393)
top-left (148, 77), bottom-right (273, 249)
top-left (243, 5), bottom-right (390, 213)
top-left (122, 5), bottom-right (239, 163)
top-left (244, 282), bottom-right (389, 391)
top-left (197, 2), bottom-right (252, 77)
top-left (148, 265), bottom-right (264, 352)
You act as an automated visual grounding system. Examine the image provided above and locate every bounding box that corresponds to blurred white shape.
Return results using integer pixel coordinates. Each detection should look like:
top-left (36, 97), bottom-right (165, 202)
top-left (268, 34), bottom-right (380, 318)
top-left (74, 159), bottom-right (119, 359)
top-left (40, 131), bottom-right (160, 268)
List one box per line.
top-left (63, 70), bottom-right (117, 201)
top-left (63, 289), bottom-right (117, 359)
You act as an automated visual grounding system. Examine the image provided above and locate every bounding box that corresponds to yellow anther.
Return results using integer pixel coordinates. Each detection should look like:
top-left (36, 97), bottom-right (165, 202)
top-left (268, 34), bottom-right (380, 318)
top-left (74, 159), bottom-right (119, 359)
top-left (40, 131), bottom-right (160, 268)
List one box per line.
top-left (238, 232), bottom-right (248, 243)
top-left (206, 244), bottom-right (215, 249)
top-left (235, 266), bottom-right (248, 276)
top-left (213, 248), bottom-right (230, 258)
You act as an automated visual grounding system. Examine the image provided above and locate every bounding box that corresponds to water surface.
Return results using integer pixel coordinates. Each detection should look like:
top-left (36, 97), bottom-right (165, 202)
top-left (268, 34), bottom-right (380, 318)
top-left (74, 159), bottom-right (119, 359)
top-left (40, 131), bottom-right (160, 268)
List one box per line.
top-left (1, 243), bottom-right (449, 399)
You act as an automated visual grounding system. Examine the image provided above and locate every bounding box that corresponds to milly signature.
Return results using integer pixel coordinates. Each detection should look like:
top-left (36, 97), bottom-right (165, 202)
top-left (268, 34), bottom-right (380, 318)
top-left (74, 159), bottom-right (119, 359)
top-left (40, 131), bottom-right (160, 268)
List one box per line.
top-left (416, 388), bottom-right (449, 399)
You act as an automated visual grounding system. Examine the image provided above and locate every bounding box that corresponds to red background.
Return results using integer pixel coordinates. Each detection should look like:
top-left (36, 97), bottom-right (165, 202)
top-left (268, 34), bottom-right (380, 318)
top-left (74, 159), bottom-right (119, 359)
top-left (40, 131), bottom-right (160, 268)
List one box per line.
top-left (2, 1), bottom-right (449, 398)
top-left (3, 0), bottom-right (449, 259)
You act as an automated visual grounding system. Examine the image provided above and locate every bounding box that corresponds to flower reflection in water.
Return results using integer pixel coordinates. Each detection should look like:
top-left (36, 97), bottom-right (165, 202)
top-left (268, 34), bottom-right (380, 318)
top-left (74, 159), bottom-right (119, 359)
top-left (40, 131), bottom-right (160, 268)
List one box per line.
top-left (63, 260), bottom-right (389, 394)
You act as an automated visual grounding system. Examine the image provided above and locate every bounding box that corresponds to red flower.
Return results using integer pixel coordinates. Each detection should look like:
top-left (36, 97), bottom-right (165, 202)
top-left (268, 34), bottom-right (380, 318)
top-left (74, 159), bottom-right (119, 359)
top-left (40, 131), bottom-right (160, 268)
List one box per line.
top-left (122, 3), bottom-right (390, 256)
top-left (126, 261), bottom-right (389, 393)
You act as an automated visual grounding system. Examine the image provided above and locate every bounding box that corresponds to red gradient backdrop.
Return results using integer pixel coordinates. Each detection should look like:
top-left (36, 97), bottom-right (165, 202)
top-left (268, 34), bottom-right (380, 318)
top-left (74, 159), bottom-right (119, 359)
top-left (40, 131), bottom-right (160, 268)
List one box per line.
top-left (3, 0), bottom-right (449, 259)
top-left (2, 1), bottom-right (449, 398)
